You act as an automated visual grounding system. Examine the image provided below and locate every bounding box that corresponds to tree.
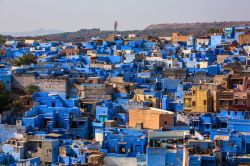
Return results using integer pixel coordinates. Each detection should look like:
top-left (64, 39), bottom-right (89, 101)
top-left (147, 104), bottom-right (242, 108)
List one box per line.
top-left (0, 82), bottom-right (9, 110)
top-left (26, 85), bottom-right (40, 95)
top-left (14, 54), bottom-right (37, 66)
top-left (0, 82), bottom-right (4, 92)
top-left (206, 28), bottom-right (220, 34)
top-left (0, 35), bottom-right (6, 46)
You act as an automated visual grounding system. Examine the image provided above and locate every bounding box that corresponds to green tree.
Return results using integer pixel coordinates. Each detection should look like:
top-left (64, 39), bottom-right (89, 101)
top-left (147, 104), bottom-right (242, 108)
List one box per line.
top-left (14, 54), bottom-right (37, 66)
top-left (206, 28), bottom-right (220, 34)
top-left (0, 35), bottom-right (6, 45)
top-left (0, 82), bottom-right (4, 91)
top-left (26, 85), bottom-right (40, 95)
top-left (0, 82), bottom-right (9, 110)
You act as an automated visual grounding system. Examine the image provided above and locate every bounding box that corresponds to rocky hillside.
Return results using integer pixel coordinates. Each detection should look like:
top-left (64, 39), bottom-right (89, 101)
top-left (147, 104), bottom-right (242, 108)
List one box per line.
top-left (145, 21), bottom-right (250, 30)
top-left (7, 21), bottom-right (250, 42)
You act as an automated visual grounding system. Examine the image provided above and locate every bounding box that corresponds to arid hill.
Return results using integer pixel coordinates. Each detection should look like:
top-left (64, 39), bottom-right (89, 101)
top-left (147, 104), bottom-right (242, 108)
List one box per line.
top-left (5, 21), bottom-right (250, 42)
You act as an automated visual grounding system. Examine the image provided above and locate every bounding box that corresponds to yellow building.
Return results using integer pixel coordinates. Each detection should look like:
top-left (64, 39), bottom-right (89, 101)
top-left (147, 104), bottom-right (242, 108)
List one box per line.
top-left (133, 89), bottom-right (159, 108)
top-left (24, 39), bottom-right (40, 45)
top-left (199, 61), bottom-right (208, 68)
top-left (184, 86), bottom-right (213, 113)
top-left (217, 55), bottom-right (229, 64)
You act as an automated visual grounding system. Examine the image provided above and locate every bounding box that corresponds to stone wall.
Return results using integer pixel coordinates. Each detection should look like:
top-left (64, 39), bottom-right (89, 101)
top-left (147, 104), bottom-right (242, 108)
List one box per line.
top-left (104, 157), bottom-right (137, 166)
top-left (12, 73), bottom-right (68, 95)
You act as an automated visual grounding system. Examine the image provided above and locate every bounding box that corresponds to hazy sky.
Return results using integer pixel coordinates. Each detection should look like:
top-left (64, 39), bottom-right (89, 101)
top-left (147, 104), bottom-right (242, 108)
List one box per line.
top-left (0, 0), bottom-right (249, 32)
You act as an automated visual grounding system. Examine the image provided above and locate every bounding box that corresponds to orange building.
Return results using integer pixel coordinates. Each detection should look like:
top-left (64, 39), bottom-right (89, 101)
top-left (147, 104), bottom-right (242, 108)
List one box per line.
top-left (65, 47), bottom-right (79, 56)
top-left (0, 49), bottom-right (6, 56)
top-left (239, 34), bottom-right (250, 45)
top-left (129, 107), bottom-right (174, 130)
top-left (172, 33), bottom-right (189, 43)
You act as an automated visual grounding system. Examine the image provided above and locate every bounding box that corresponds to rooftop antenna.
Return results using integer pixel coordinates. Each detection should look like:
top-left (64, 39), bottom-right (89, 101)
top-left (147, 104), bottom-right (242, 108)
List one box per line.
top-left (114, 21), bottom-right (118, 34)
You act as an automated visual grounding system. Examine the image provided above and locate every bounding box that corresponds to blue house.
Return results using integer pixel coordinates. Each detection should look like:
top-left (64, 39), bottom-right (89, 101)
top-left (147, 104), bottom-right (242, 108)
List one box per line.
top-left (101, 128), bottom-right (147, 157)
top-left (22, 92), bottom-right (89, 139)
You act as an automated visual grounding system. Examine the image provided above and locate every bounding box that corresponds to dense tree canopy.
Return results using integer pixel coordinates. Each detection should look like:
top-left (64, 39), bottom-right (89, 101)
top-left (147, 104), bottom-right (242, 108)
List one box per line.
top-left (206, 28), bottom-right (220, 34)
top-left (26, 85), bottom-right (40, 95)
top-left (0, 35), bottom-right (6, 46)
top-left (0, 82), bottom-right (9, 110)
top-left (14, 54), bottom-right (37, 66)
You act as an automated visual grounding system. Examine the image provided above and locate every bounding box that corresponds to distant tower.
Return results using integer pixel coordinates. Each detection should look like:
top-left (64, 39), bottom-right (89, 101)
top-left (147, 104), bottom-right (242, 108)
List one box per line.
top-left (114, 21), bottom-right (118, 34)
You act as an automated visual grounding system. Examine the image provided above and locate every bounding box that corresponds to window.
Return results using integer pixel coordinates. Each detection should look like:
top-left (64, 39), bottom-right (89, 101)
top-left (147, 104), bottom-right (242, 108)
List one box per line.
top-left (129, 146), bottom-right (133, 153)
top-left (194, 121), bottom-right (198, 127)
top-left (221, 122), bottom-right (227, 128)
top-left (206, 125), bottom-right (210, 129)
top-left (79, 121), bottom-right (85, 126)
top-left (192, 101), bottom-right (196, 106)
top-left (52, 101), bottom-right (56, 107)
top-left (37, 142), bottom-right (42, 148)
top-left (193, 90), bottom-right (196, 95)
top-left (135, 145), bottom-right (142, 152)
top-left (203, 100), bottom-right (207, 105)
top-left (119, 146), bottom-right (126, 154)
top-left (46, 149), bottom-right (52, 154)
